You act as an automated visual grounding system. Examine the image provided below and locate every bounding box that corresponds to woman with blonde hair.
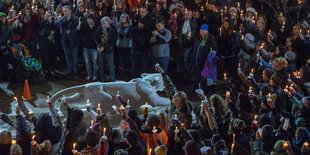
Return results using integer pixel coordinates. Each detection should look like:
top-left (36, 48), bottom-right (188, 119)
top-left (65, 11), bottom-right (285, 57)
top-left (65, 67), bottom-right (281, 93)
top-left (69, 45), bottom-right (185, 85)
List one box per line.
top-left (96, 16), bottom-right (117, 82)
top-left (157, 111), bottom-right (169, 132)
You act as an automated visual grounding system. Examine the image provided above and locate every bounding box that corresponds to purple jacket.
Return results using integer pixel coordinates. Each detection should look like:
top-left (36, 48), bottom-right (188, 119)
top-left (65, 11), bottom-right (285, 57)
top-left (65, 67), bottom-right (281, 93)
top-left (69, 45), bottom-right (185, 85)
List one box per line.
top-left (201, 51), bottom-right (218, 81)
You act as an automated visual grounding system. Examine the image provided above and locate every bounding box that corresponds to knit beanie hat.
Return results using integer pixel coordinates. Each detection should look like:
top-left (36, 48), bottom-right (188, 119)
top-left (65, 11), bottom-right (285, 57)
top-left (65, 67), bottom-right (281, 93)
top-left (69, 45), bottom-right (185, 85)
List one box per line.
top-left (0, 130), bottom-right (12, 144)
top-left (271, 74), bottom-right (283, 86)
top-left (273, 57), bottom-right (288, 71)
top-left (155, 145), bottom-right (168, 155)
top-left (302, 96), bottom-right (310, 108)
top-left (246, 7), bottom-right (256, 14)
top-left (146, 113), bottom-right (161, 128)
top-left (229, 7), bottom-right (237, 13)
top-left (86, 131), bottom-right (99, 147)
top-left (0, 12), bottom-right (6, 18)
top-left (285, 51), bottom-right (296, 61)
top-left (200, 24), bottom-right (208, 32)
top-left (264, 68), bottom-right (275, 80)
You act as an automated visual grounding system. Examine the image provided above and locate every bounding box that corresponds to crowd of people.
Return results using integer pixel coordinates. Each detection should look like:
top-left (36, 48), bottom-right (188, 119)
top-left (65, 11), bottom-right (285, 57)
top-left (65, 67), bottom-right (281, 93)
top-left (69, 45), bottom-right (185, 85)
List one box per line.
top-left (1, 0), bottom-right (310, 154)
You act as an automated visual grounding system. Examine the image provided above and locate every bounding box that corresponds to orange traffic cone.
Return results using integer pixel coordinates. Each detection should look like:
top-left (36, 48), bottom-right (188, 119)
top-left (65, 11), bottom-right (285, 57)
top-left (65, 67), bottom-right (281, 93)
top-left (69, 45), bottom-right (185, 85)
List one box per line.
top-left (22, 80), bottom-right (33, 101)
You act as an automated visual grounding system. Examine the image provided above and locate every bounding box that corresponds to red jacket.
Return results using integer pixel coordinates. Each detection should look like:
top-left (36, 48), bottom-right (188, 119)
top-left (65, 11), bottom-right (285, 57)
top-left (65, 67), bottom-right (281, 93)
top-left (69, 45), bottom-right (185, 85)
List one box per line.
top-left (20, 14), bottom-right (37, 41)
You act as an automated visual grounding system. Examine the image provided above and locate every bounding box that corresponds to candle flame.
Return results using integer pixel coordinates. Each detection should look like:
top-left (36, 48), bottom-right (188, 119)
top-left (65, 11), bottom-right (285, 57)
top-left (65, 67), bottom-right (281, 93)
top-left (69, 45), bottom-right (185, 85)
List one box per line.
top-left (73, 143), bottom-right (76, 149)
top-left (304, 142), bottom-right (309, 147)
top-left (283, 142), bottom-right (288, 147)
top-left (11, 139), bottom-right (16, 145)
top-left (32, 135), bottom-right (35, 141)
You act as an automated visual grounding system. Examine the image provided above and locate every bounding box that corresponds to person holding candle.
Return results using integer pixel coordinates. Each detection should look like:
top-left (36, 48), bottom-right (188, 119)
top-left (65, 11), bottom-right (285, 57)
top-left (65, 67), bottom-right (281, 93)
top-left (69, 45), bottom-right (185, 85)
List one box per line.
top-left (74, 131), bottom-right (99, 155)
top-left (140, 113), bottom-right (168, 152)
top-left (185, 23), bottom-right (218, 91)
top-left (14, 105), bottom-right (31, 155)
top-left (55, 5), bottom-right (80, 76)
top-left (76, 13), bottom-right (99, 81)
top-left (61, 101), bottom-right (87, 155)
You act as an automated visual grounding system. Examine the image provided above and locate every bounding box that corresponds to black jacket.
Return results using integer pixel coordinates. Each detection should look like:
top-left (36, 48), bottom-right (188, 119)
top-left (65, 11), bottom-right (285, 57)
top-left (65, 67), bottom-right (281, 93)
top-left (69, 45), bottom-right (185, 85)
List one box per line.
top-left (78, 22), bottom-right (99, 49)
top-left (131, 26), bottom-right (152, 53)
top-left (127, 141), bottom-right (147, 155)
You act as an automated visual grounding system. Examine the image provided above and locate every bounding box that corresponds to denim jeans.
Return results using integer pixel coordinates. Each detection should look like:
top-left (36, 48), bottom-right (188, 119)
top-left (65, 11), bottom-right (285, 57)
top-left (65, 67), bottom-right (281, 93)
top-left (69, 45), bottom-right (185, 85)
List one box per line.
top-left (83, 48), bottom-right (98, 78)
top-left (132, 51), bottom-right (148, 77)
top-left (153, 56), bottom-right (170, 73)
top-left (98, 52), bottom-right (115, 81)
top-left (63, 47), bottom-right (78, 73)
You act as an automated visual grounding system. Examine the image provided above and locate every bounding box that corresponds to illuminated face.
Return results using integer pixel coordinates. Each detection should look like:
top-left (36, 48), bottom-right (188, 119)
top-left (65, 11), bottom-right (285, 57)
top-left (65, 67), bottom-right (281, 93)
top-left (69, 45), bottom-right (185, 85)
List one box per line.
top-left (156, 22), bottom-right (164, 31)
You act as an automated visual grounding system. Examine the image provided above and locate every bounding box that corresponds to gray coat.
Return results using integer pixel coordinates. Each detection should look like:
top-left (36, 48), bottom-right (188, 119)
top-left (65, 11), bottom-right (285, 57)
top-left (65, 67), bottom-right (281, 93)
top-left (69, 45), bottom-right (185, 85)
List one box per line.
top-left (151, 28), bottom-right (172, 58)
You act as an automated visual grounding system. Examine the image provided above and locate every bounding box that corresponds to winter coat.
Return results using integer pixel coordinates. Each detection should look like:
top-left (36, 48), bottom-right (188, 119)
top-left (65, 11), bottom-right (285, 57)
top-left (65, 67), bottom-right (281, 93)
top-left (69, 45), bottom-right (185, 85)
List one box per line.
top-left (16, 115), bottom-right (31, 155)
top-left (151, 27), bottom-right (172, 58)
top-left (131, 26), bottom-right (152, 53)
top-left (162, 74), bottom-right (194, 121)
top-left (54, 15), bottom-right (79, 49)
top-left (187, 31), bottom-right (218, 70)
top-left (0, 22), bottom-right (13, 44)
top-left (201, 51), bottom-right (218, 81)
top-left (95, 25), bottom-right (117, 53)
top-left (78, 22), bottom-right (99, 49)
top-left (20, 15), bottom-right (38, 41)
top-left (127, 141), bottom-right (147, 155)
top-left (117, 23), bottom-right (131, 48)
top-left (37, 19), bottom-right (56, 49)
top-left (140, 128), bottom-right (168, 152)
top-left (62, 108), bottom-right (87, 155)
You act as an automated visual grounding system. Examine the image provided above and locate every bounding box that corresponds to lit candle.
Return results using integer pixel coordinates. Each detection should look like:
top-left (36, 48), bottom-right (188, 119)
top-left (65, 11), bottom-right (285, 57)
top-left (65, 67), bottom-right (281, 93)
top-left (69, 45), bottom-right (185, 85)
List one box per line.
top-left (103, 128), bottom-right (106, 136)
top-left (267, 93), bottom-right (271, 101)
top-left (11, 139), bottom-right (16, 145)
top-left (28, 109), bottom-right (33, 115)
top-left (224, 6), bottom-right (227, 12)
top-left (14, 97), bottom-right (18, 106)
top-left (283, 142), bottom-right (288, 148)
top-left (226, 91), bottom-right (230, 98)
top-left (181, 123), bottom-right (184, 127)
top-left (260, 43), bottom-right (265, 49)
top-left (12, 5), bottom-right (14, 9)
top-left (120, 105), bottom-right (125, 110)
top-left (99, 11), bottom-right (102, 16)
top-left (304, 142), bottom-right (309, 148)
top-left (149, 148), bottom-right (152, 155)
top-left (288, 74), bottom-right (291, 79)
top-left (174, 126), bottom-right (179, 134)
top-left (126, 99), bottom-right (130, 108)
top-left (282, 21), bottom-right (285, 27)
top-left (46, 95), bottom-right (50, 103)
top-left (307, 30), bottom-right (310, 37)
top-left (252, 16), bottom-right (255, 24)
top-left (237, 2), bottom-right (240, 7)
top-left (219, 27), bottom-right (222, 37)
top-left (73, 143), bottom-right (76, 151)
top-left (297, 71), bottom-right (301, 78)
top-left (248, 86), bottom-right (252, 93)
top-left (145, 0), bottom-right (148, 5)
top-left (223, 73), bottom-right (227, 80)
top-left (233, 133), bottom-right (235, 144)
top-left (254, 114), bottom-right (258, 120)
top-left (188, 32), bottom-right (191, 38)
top-left (145, 102), bottom-right (148, 108)
top-left (231, 143), bottom-right (234, 154)
top-left (284, 85), bottom-right (289, 93)
top-left (240, 10), bottom-right (243, 16)
top-left (32, 135), bottom-right (35, 141)
top-left (86, 8), bottom-right (88, 12)
top-left (201, 6), bottom-right (204, 12)
top-left (91, 120), bottom-right (93, 127)
top-left (250, 68), bottom-right (254, 76)
top-left (255, 12), bottom-right (258, 17)
top-left (185, 8), bottom-right (187, 14)
top-left (173, 114), bottom-right (178, 120)
top-left (152, 126), bottom-right (157, 134)
top-left (238, 63), bottom-right (241, 71)
top-left (241, 35), bottom-right (244, 40)
top-left (86, 99), bottom-right (90, 106)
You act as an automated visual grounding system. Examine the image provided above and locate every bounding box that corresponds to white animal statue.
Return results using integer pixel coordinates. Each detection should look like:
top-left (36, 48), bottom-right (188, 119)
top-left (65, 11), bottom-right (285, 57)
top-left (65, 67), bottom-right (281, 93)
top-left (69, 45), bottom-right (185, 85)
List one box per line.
top-left (50, 73), bottom-right (171, 114)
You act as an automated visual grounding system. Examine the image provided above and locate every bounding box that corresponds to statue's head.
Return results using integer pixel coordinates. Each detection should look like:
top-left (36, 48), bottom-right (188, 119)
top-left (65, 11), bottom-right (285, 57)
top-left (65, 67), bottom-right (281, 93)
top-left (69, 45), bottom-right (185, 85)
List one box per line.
top-left (140, 73), bottom-right (164, 91)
